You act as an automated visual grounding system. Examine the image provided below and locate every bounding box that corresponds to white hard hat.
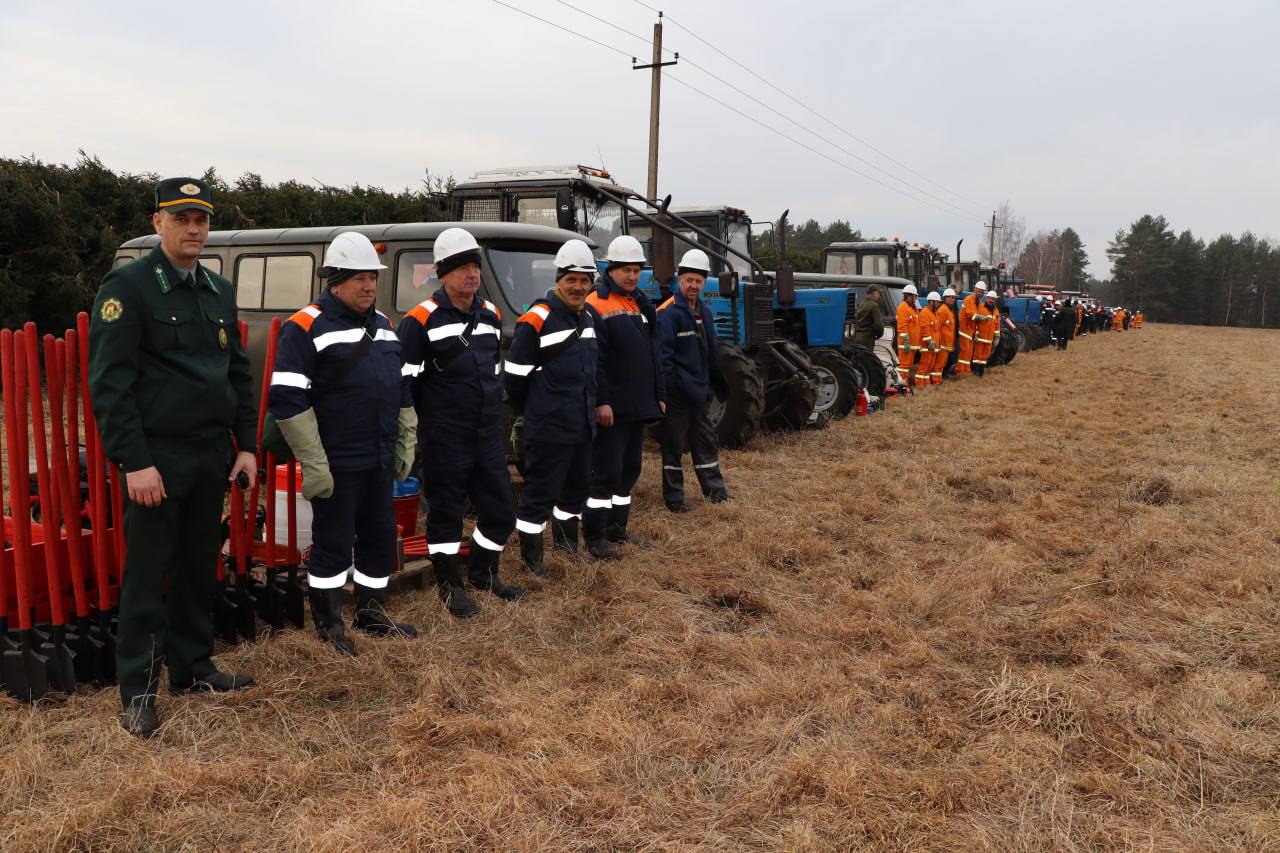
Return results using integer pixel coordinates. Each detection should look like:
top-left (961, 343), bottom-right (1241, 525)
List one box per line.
top-left (605, 235), bottom-right (646, 266)
top-left (434, 227), bottom-right (482, 276)
top-left (975, 280), bottom-right (988, 291)
top-left (902, 283), bottom-right (918, 296)
top-left (554, 239), bottom-right (598, 277)
top-left (322, 232), bottom-right (386, 271)
top-left (984, 289), bottom-right (997, 300)
top-left (677, 248), bottom-right (712, 275)
top-left (926, 290), bottom-right (941, 302)
top-left (943, 287), bottom-right (957, 298)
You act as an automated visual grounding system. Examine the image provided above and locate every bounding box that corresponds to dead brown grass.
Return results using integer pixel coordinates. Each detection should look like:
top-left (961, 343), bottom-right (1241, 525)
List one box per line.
top-left (3, 324), bottom-right (1280, 851)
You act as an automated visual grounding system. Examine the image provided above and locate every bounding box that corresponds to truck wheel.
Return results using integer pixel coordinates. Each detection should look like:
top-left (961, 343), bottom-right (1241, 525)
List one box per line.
top-left (762, 341), bottom-right (820, 432)
top-left (707, 344), bottom-right (765, 449)
top-left (846, 345), bottom-right (887, 399)
top-left (808, 347), bottom-right (859, 419)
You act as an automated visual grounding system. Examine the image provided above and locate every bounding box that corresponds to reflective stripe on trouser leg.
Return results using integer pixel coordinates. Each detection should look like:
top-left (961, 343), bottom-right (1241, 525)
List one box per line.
top-left (516, 440), bottom-right (590, 526)
top-left (659, 397), bottom-right (693, 504)
top-left (307, 468), bottom-right (364, 591)
top-left (351, 466), bottom-right (396, 589)
top-left (471, 527), bottom-right (506, 552)
top-left (424, 423), bottom-right (514, 560)
top-left (689, 403), bottom-right (726, 497)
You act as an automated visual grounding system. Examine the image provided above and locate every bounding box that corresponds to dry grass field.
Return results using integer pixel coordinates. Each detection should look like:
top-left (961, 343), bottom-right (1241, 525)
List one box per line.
top-left (2, 324), bottom-right (1278, 851)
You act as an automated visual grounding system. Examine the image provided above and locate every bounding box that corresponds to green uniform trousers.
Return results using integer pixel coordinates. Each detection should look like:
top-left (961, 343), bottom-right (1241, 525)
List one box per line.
top-left (117, 437), bottom-right (228, 708)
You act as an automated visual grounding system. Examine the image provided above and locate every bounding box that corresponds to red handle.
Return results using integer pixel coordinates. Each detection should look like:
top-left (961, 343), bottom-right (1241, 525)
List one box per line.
top-left (5, 330), bottom-right (36, 630)
top-left (0, 331), bottom-right (16, 624)
top-left (49, 336), bottom-right (91, 619)
top-left (78, 312), bottom-right (116, 612)
top-left (28, 327), bottom-right (69, 627)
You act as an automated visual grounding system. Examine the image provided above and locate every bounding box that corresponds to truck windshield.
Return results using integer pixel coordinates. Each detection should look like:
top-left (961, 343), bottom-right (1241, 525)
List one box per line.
top-left (825, 251), bottom-right (856, 275)
top-left (864, 254), bottom-right (892, 277)
top-left (581, 197), bottom-right (624, 252)
top-left (724, 220), bottom-right (752, 276)
top-left (484, 245), bottom-right (562, 315)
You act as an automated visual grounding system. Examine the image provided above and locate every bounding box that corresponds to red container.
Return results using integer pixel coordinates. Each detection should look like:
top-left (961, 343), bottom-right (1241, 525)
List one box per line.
top-left (393, 495), bottom-right (419, 536)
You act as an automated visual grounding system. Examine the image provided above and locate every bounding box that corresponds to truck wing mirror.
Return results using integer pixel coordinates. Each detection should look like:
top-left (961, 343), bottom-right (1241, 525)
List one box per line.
top-left (718, 270), bottom-right (739, 299)
top-left (555, 188), bottom-right (577, 232)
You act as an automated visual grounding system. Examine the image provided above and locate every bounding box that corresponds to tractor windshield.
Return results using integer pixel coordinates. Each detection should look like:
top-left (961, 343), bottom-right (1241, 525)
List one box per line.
top-left (825, 251), bottom-right (856, 275)
top-left (580, 196), bottom-right (625, 252)
top-left (863, 254), bottom-right (893, 277)
top-left (484, 245), bottom-right (561, 315)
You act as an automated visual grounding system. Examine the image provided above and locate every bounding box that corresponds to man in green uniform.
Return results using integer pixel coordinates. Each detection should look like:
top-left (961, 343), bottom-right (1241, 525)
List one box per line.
top-left (89, 177), bottom-right (258, 738)
top-left (853, 285), bottom-right (885, 350)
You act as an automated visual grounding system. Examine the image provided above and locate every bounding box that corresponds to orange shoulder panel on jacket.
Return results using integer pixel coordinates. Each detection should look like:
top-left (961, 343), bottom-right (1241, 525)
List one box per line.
top-left (657, 296), bottom-right (675, 311)
top-left (286, 304), bottom-right (320, 332)
top-left (517, 304), bottom-right (549, 332)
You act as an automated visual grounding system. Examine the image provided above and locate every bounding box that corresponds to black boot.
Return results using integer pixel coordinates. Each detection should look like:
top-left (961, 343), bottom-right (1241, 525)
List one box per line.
top-left (585, 536), bottom-right (622, 560)
top-left (520, 530), bottom-right (550, 578)
top-left (551, 516), bottom-right (579, 554)
top-left (308, 587), bottom-right (358, 656)
top-left (437, 550), bottom-right (481, 617)
top-left (606, 503), bottom-right (646, 546)
top-left (432, 554), bottom-right (479, 618)
top-left (353, 584), bottom-right (418, 637)
top-left (467, 545), bottom-right (525, 601)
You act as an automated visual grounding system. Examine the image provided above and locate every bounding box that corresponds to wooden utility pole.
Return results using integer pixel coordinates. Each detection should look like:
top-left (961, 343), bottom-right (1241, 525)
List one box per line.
top-left (632, 13), bottom-right (678, 199)
top-left (984, 211), bottom-right (1003, 266)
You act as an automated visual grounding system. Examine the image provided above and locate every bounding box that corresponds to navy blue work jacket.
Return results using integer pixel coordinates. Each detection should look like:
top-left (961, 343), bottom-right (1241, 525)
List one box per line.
top-left (396, 288), bottom-right (504, 433)
top-left (585, 276), bottom-right (666, 423)
top-left (268, 289), bottom-right (408, 472)
top-left (657, 288), bottom-right (725, 406)
top-left (503, 291), bottom-right (598, 445)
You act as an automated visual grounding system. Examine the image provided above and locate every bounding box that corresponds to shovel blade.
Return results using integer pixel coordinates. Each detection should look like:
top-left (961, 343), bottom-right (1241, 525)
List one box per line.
top-left (234, 579), bottom-right (258, 642)
top-left (284, 568), bottom-right (306, 629)
top-left (215, 587), bottom-right (240, 646)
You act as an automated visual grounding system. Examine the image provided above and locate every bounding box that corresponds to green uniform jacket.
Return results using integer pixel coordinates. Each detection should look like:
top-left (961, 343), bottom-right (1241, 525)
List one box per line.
top-left (852, 297), bottom-right (885, 349)
top-left (89, 246), bottom-right (257, 472)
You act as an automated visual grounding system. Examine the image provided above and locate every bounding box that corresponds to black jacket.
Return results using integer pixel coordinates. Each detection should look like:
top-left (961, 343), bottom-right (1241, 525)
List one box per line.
top-left (585, 276), bottom-right (666, 422)
top-left (503, 291), bottom-right (598, 445)
top-left (658, 288), bottom-right (726, 406)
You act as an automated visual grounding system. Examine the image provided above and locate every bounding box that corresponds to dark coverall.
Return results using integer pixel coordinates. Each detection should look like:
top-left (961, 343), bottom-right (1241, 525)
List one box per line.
top-left (504, 292), bottom-right (598, 536)
top-left (657, 288), bottom-right (728, 505)
top-left (89, 247), bottom-right (257, 709)
top-left (269, 289), bottom-right (406, 591)
top-left (583, 277), bottom-right (666, 542)
top-left (396, 289), bottom-right (513, 558)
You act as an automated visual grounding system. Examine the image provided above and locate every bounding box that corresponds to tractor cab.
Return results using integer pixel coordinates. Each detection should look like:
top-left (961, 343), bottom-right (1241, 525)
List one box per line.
top-left (944, 259), bottom-right (983, 292)
top-left (629, 205), bottom-right (756, 278)
top-left (821, 239), bottom-right (911, 281)
top-left (451, 164), bottom-right (630, 256)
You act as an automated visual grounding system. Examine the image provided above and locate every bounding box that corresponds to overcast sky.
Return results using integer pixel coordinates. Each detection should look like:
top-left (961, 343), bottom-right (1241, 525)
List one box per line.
top-left (2, 0), bottom-right (1275, 276)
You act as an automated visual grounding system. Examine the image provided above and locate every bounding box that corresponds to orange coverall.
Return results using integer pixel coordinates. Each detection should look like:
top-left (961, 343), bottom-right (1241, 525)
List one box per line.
top-left (972, 300), bottom-right (1000, 368)
top-left (932, 302), bottom-right (955, 383)
top-left (895, 299), bottom-right (921, 386)
top-left (1112, 308), bottom-right (1126, 330)
top-left (917, 304), bottom-right (940, 386)
top-left (956, 293), bottom-right (980, 374)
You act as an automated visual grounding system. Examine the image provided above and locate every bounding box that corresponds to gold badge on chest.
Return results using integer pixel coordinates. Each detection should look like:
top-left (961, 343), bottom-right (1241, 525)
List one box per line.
top-left (218, 327), bottom-right (229, 350)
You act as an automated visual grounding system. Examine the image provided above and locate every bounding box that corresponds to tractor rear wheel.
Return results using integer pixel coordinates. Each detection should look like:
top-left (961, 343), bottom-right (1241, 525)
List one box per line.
top-left (761, 341), bottom-right (821, 432)
top-left (707, 344), bottom-right (765, 449)
top-left (807, 347), bottom-right (859, 420)
top-left (846, 345), bottom-right (888, 399)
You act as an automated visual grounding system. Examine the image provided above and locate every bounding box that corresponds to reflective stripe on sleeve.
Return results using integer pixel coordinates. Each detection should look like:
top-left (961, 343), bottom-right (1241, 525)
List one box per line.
top-left (504, 361), bottom-right (535, 376)
top-left (541, 329), bottom-right (575, 347)
top-left (474, 323), bottom-right (500, 337)
top-left (373, 329), bottom-right (398, 344)
top-left (426, 322), bottom-right (467, 341)
top-left (270, 371), bottom-right (311, 389)
top-left (313, 328), bottom-right (366, 352)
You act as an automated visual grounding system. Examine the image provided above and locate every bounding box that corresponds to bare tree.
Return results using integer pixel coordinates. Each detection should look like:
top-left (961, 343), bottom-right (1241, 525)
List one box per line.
top-left (979, 201), bottom-right (1027, 266)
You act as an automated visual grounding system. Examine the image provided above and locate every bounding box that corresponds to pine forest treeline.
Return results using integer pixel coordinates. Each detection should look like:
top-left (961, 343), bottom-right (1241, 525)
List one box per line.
top-left (0, 156), bottom-right (1276, 331)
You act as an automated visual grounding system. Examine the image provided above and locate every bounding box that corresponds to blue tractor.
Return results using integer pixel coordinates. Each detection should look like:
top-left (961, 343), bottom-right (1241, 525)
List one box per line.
top-left (450, 165), bottom-right (830, 446)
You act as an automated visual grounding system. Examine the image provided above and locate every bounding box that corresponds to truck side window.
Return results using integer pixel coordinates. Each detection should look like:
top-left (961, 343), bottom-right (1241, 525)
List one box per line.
top-left (199, 255), bottom-right (222, 276)
top-left (235, 254), bottom-right (314, 310)
top-left (395, 250), bottom-right (438, 313)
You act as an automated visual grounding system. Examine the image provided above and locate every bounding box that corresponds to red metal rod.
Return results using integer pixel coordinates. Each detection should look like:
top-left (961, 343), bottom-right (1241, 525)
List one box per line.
top-left (261, 317), bottom-right (282, 568)
top-left (6, 330), bottom-right (37, 630)
top-left (287, 462), bottom-right (297, 557)
top-left (0, 331), bottom-right (16, 624)
top-left (237, 319), bottom-right (259, 567)
top-left (50, 337), bottom-right (92, 620)
top-left (64, 329), bottom-right (84, 525)
top-left (77, 312), bottom-right (114, 613)
top-left (27, 327), bottom-right (69, 627)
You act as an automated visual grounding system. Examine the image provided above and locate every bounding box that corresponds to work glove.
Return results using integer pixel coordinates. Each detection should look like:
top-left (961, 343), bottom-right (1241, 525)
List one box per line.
top-left (274, 408), bottom-right (334, 501)
top-left (395, 406), bottom-right (417, 481)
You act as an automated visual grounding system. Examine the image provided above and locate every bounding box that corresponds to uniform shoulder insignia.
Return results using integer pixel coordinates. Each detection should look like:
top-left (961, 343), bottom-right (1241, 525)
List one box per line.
top-left (100, 297), bottom-right (124, 323)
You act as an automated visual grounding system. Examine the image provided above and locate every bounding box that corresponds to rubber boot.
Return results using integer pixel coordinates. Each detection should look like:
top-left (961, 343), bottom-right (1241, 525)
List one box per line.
top-left (606, 503), bottom-right (647, 547)
top-left (585, 536), bottom-right (622, 561)
top-left (520, 530), bottom-right (550, 578)
top-left (432, 554), bottom-right (479, 618)
top-left (308, 587), bottom-right (358, 656)
top-left (353, 584), bottom-right (418, 638)
top-left (551, 516), bottom-right (579, 554)
top-left (467, 545), bottom-right (525, 601)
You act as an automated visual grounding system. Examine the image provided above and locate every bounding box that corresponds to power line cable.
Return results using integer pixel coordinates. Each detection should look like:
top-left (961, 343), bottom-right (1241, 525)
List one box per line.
top-left (631, 0), bottom-right (988, 210)
top-left (489, 0), bottom-right (979, 223)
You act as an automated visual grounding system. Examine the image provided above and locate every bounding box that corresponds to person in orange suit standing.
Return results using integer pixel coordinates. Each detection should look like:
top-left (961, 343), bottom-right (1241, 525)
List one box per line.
top-left (954, 280), bottom-right (988, 375)
top-left (937, 287), bottom-right (958, 378)
top-left (895, 283), bottom-right (922, 388)
top-left (1112, 307), bottom-right (1126, 331)
top-left (919, 291), bottom-right (945, 385)
top-left (971, 289), bottom-right (1000, 376)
